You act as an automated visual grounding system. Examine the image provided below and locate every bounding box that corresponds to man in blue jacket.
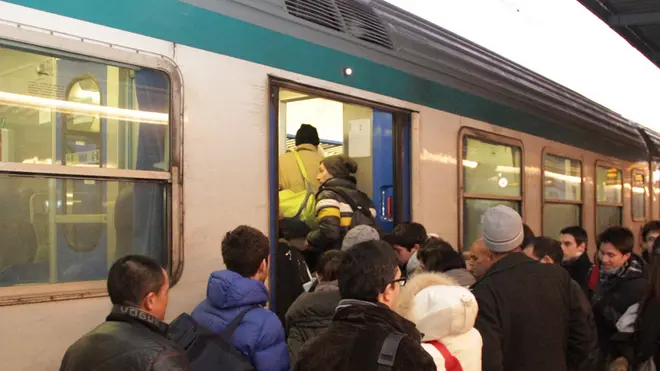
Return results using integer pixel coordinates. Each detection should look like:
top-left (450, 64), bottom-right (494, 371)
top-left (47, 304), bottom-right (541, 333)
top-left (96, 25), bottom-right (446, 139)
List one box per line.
top-left (192, 225), bottom-right (290, 371)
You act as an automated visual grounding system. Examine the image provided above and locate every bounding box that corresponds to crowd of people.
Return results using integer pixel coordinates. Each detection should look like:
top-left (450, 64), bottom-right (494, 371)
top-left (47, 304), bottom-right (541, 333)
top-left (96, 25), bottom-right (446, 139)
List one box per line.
top-left (58, 124), bottom-right (660, 371)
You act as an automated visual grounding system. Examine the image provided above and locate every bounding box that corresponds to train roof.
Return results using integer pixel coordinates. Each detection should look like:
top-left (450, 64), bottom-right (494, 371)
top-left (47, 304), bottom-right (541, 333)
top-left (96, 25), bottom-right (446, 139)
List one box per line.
top-left (6, 0), bottom-right (659, 160)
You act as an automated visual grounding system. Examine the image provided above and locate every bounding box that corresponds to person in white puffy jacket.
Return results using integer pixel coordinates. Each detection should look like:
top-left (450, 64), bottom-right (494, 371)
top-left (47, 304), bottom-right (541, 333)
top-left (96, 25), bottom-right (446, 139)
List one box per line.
top-left (396, 272), bottom-right (482, 371)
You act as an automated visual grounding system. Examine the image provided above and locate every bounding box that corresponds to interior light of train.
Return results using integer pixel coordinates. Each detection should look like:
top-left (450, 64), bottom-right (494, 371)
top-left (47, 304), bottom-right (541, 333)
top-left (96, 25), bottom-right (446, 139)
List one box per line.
top-left (462, 159), bottom-right (478, 168)
top-left (0, 91), bottom-right (168, 125)
top-left (498, 177), bottom-right (508, 188)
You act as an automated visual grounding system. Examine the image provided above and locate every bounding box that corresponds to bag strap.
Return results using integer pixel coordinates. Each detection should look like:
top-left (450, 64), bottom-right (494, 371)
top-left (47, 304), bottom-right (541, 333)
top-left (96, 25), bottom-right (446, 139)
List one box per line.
top-left (222, 304), bottom-right (261, 341)
top-left (429, 341), bottom-right (464, 371)
top-left (377, 333), bottom-right (405, 371)
top-left (292, 151), bottom-right (315, 219)
top-left (324, 187), bottom-right (373, 220)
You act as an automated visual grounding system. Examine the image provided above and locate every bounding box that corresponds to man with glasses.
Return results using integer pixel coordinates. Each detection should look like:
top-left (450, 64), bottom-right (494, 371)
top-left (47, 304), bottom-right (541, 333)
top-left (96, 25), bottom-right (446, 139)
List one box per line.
top-left (641, 221), bottom-right (660, 264)
top-left (294, 240), bottom-right (434, 371)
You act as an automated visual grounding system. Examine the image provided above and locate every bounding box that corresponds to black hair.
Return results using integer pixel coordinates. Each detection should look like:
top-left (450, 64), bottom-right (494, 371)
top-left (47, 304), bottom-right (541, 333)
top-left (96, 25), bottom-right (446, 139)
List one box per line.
top-left (338, 240), bottom-right (399, 302)
top-left (107, 255), bottom-right (165, 306)
top-left (295, 124), bottom-right (320, 147)
top-left (317, 250), bottom-right (344, 282)
top-left (222, 225), bottom-right (270, 277)
top-left (389, 222), bottom-right (427, 251)
top-left (417, 237), bottom-right (466, 272)
top-left (637, 253), bottom-right (660, 332)
top-left (598, 226), bottom-right (634, 255)
top-left (641, 221), bottom-right (660, 242)
top-left (522, 223), bottom-right (535, 250)
top-left (526, 236), bottom-right (563, 264)
top-left (560, 226), bottom-right (588, 247)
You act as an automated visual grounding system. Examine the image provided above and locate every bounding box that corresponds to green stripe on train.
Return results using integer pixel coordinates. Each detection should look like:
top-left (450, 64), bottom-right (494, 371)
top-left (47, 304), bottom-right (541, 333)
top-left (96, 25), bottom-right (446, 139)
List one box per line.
top-left (4, 0), bottom-right (641, 160)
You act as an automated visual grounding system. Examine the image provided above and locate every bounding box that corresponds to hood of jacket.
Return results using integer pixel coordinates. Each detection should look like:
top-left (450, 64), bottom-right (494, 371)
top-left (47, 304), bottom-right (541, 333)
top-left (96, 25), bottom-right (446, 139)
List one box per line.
top-left (444, 268), bottom-right (477, 287)
top-left (413, 285), bottom-right (478, 341)
top-left (206, 270), bottom-right (269, 309)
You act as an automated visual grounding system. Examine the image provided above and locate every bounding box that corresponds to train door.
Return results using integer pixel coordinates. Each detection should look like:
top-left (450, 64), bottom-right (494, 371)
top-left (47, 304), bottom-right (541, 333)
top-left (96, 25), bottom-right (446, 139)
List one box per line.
top-left (269, 82), bottom-right (411, 309)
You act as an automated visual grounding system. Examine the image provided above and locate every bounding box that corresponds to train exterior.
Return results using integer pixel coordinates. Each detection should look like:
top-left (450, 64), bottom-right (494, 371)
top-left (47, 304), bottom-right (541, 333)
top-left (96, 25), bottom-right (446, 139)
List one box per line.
top-left (0, 0), bottom-right (658, 369)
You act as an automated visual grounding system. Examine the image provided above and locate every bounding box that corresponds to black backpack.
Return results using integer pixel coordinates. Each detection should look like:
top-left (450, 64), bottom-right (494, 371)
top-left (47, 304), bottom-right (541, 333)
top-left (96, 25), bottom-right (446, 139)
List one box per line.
top-left (167, 306), bottom-right (259, 371)
top-left (325, 187), bottom-right (379, 230)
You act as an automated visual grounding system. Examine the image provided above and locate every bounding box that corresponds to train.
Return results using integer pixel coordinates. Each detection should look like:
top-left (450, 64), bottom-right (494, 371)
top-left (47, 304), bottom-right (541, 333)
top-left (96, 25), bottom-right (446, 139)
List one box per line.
top-left (0, 0), bottom-right (658, 369)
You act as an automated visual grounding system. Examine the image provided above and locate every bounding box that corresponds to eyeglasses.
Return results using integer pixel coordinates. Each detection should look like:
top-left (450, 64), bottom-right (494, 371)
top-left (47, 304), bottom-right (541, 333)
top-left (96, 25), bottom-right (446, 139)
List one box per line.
top-left (390, 277), bottom-right (407, 287)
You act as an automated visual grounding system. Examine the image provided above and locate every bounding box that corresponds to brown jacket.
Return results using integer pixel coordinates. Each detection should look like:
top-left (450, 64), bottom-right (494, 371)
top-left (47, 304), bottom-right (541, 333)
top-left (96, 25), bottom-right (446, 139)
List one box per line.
top-left (279, 144), bottom-right (323, 193)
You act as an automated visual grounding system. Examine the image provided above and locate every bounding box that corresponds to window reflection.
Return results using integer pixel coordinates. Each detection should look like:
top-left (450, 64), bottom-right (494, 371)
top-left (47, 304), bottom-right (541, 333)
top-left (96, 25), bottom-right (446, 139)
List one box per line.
top-left (596, 167), bottom-right (623, 204)
top-left (463, 137), bottom-right (521, 197)
top-left (0, 45), bottom-right (170, 171)
top-left (0, 175), bottom-right (167, 287)
top-left (544, 154), bottom-right (581, 201)
top-left (543, 204), bottom-right (580, 239)
top-left (632, 172), bottom-right (645, 220)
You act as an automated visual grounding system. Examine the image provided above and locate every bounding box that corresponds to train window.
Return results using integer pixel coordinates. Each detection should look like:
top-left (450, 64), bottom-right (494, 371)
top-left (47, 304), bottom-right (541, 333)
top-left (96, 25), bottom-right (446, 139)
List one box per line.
top-left (632, 170), bottom-right (646, 221)
top-left (461, 135), bottom-right (522, 250)
top-left (542, 154), bottom-right (582, 238)
top-left (595, 166), bottom-right (623, 236)
top-left (0, 43), bottom-right (174, 293)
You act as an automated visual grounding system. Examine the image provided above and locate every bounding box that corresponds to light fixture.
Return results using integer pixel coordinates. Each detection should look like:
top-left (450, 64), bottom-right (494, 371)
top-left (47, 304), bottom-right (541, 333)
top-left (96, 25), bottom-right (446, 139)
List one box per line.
top-left (0, 91), bottom-right (168, 125)
top-left (343, 67), bottom-right (353, 76)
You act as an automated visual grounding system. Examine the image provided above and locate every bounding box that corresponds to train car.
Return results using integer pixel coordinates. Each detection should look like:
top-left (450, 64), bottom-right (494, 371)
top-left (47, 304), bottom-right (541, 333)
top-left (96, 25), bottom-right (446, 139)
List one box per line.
top-left (0, 0), bottom-right (658, 369)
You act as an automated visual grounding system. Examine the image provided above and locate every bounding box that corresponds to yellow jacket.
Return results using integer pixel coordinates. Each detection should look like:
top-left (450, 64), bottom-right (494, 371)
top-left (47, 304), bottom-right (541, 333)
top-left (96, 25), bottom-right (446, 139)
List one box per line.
top-left (279, 144), bottom-right (323, 193)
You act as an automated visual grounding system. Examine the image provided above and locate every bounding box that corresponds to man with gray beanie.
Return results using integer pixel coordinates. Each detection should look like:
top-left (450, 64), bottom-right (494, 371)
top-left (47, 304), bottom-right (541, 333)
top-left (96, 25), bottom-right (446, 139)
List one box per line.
top-left (471, 205), bottom-right (591, 371)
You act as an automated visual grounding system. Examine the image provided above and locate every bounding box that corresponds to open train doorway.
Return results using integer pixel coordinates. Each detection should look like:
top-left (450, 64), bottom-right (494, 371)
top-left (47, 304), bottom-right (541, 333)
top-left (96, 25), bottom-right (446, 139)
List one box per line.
top-left (268, 79), bottom-right (411, 313)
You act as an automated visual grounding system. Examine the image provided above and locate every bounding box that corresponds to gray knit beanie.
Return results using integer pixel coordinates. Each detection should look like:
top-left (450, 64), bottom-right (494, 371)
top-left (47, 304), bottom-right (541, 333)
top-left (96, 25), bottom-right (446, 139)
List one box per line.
top-left (342, 225), bottom-right (380, 251)
top-left (482, 205), bottom-right (524, 253)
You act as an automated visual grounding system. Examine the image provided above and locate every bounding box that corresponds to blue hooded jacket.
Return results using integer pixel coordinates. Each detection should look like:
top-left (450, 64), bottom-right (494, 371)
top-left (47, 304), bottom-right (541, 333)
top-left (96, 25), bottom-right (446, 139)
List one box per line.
top-left (191, 270), bottom-right (290, 371)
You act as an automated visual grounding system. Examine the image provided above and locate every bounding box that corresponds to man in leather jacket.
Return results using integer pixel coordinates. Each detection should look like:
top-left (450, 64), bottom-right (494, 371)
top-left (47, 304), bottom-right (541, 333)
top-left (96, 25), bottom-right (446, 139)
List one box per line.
top-left (60, 255), bottom-right (188, 371)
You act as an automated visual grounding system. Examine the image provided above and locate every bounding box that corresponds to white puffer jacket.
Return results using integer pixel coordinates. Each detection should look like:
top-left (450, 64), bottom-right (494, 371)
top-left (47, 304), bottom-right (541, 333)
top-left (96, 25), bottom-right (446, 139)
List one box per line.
top-left (398, 273), bottom-right (482, 371)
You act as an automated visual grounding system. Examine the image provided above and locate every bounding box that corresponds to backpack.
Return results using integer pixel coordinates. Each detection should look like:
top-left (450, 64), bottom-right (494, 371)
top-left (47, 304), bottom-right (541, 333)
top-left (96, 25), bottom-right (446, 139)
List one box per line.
top-left (324, 187), bottom-right (378, 230)
top-left (377, 333), bottom-right (405, 371)
top-left (279, 151), bottom-right (317, 227)
top-left (167, 305), bottom-right (259, 371)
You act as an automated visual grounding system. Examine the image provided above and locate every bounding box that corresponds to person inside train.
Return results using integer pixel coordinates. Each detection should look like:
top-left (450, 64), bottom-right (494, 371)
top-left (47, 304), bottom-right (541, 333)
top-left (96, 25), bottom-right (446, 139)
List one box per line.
top-left (471, 205), bottom-right (591, 371)
top-left (191, 226), bottom-right (290, 371)
top-left (386, 222), bottom-right (428, 278)
top-left (294, 240), bottom-right (435, 371)
top-left (305, 154), bottom-right (376, 270)
top-left (591, 227), bottom-right (647, 367)
top-left (559, 226), bottom-right (593, 295)
top-left (396, 271), bottom-right (482, 371)
top-left (522, 236), bottom-right (600, 370)
top-left (641, 221), bottom-right (660, 264)
top-left (59, 255), bottom-right (189, 371)
top-left (279, 124), bottom-right (324, 193)
top-left (417, 237), bottom-right (475, 287)
top-left (285, 250), bottom-right (343, 365)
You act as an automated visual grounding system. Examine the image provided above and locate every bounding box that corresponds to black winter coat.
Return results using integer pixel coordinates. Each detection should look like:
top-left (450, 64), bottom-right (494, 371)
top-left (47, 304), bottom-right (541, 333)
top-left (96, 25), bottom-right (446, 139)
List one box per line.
top-left (591, 256), bottom-right (647, 357)
top-left (294, 299), bottom-right (435, 371)
top-left (306, 178), bottom-right (375, 264)
top-left (60, 306), bottom-right (188, 371)
top-left (563, 253), bottom-right (593, 296)
top-left (285, 282), bottom-right (341, 365)
top-left (472, 253), bottom-right (592, 371)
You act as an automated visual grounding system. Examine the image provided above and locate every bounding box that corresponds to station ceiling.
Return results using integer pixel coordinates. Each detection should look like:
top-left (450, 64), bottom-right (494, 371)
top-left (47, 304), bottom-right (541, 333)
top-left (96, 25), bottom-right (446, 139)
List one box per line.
top-left (579, 0), bottom-right (660, 69)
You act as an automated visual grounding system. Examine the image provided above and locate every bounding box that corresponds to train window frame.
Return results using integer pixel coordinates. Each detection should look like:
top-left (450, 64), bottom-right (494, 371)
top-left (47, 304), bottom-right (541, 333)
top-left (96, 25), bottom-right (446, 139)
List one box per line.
top-left (541, 149), bottom-right (584, 237)
top-left (458, 127), bottom-right (524, 251)
top-left (0, 26), bottom-right (183, 306)
top-left (631, 168), bottom-right (647, 222)
top-left (594, 161), bottom-right (624, 238)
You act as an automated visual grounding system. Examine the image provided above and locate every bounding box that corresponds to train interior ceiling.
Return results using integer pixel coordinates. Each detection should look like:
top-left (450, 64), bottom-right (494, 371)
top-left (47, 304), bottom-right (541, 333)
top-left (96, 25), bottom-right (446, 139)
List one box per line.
top-left (0, 44), bottom-right (171, 286)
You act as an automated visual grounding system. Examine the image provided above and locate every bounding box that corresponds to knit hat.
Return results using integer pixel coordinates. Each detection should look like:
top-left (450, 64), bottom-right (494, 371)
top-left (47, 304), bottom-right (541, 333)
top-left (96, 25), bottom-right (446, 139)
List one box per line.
top-left (482, 205), bottom-right (524, 253)
top-left (322, 154), bottom-right (358, 179)
top-left (295, 124), bottom-right (320, 146)
top-left (342, 225), bottom-right (380, 251)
